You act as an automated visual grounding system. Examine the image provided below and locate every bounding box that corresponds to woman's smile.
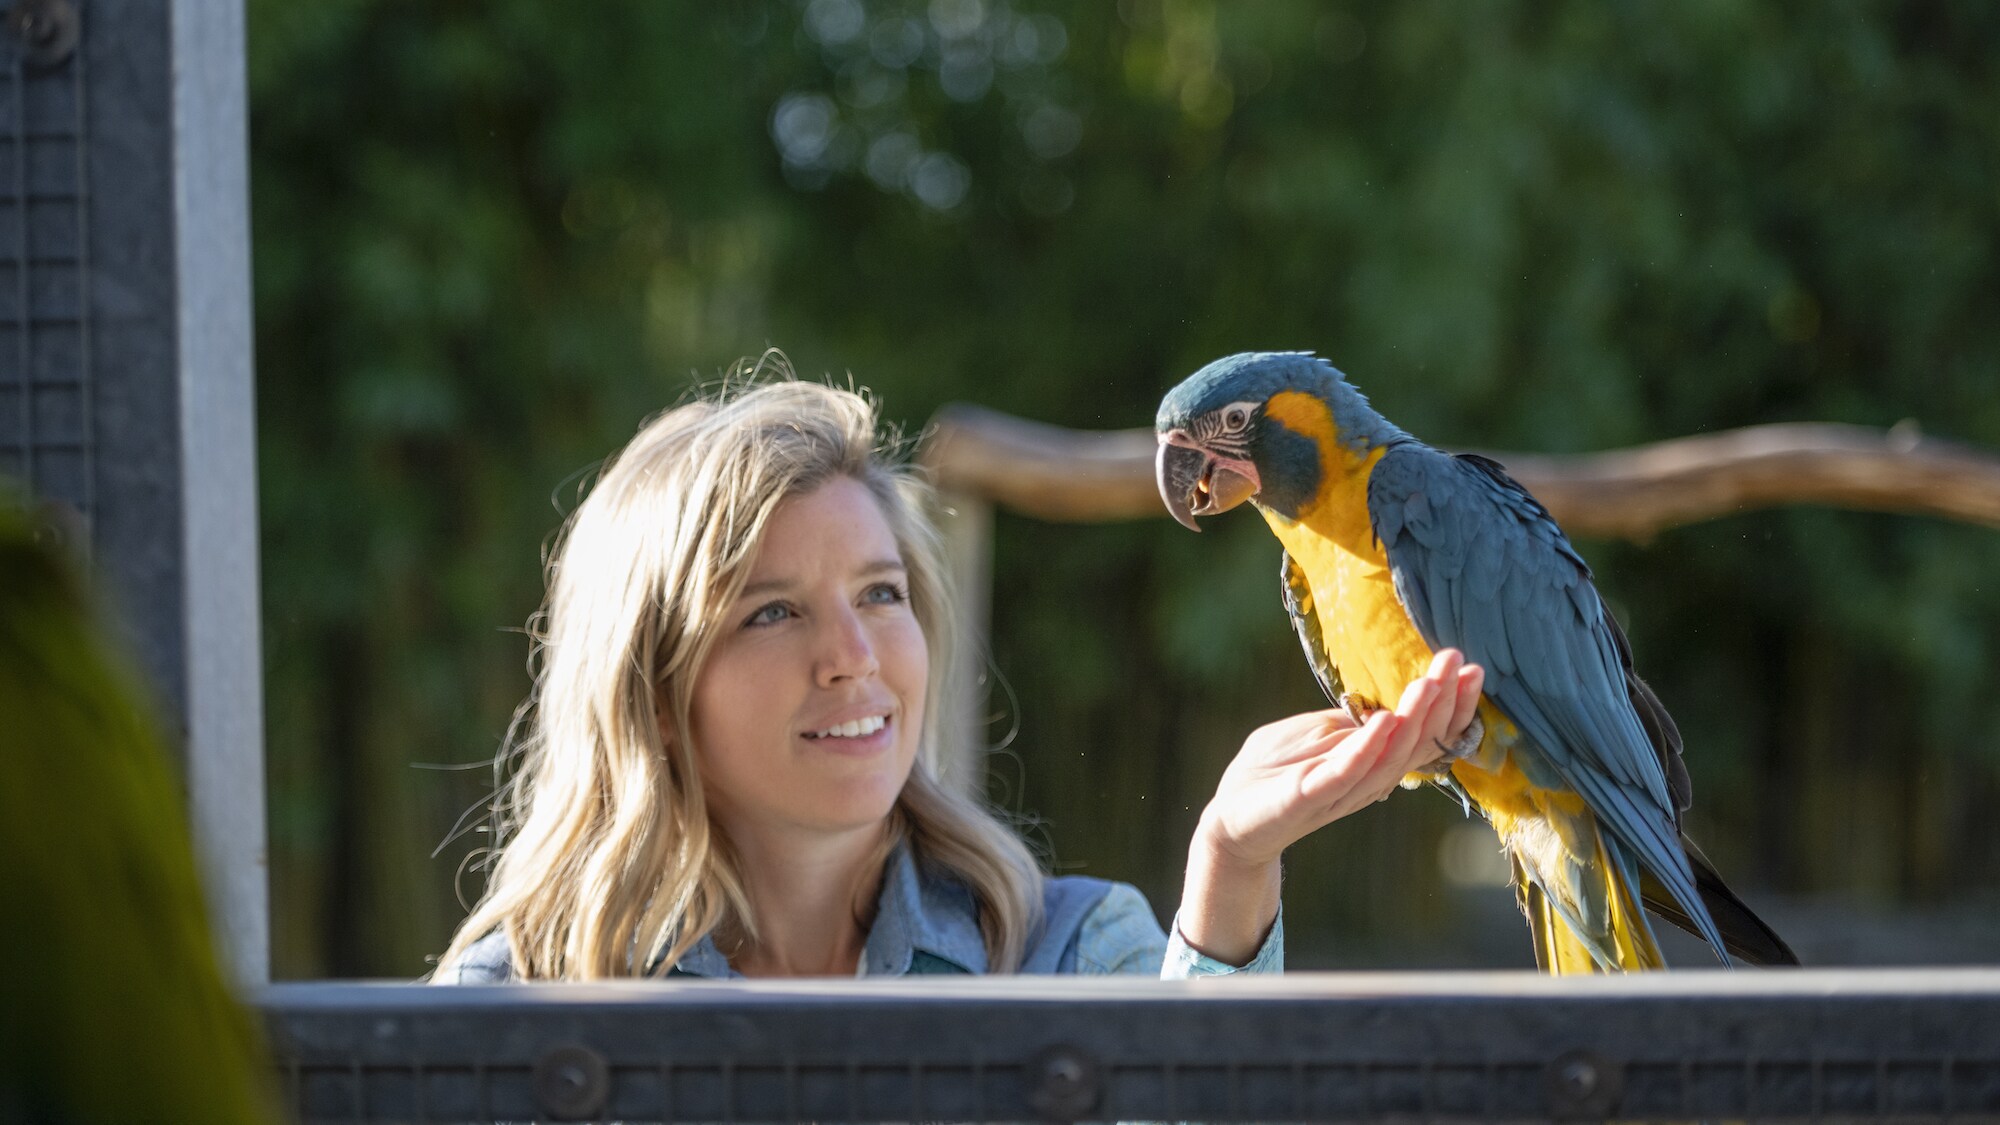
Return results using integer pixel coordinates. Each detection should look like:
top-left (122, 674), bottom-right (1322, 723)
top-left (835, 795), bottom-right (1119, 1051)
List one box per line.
top-left (800, 710), bottom-right (896, 754)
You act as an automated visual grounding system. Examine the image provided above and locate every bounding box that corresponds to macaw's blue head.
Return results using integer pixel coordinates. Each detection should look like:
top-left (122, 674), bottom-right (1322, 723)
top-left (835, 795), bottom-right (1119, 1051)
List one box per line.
top-left (1155, 351), bottom-right (1397, 528)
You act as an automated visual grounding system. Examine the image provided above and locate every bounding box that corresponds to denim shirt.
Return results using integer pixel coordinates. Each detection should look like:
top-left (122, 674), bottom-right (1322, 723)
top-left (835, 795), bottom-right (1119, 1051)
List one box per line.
top-left (435, 843), bottom-right (1282, 983)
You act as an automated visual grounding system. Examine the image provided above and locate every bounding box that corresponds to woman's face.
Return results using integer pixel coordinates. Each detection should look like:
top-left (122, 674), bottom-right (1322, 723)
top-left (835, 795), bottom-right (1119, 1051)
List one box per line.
top-left (688, 476), bottom-right (929, 842)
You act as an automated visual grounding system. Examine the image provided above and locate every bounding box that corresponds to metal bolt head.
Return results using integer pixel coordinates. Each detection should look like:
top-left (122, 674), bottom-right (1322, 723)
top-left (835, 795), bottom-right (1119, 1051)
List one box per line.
top-left (533, 1043), bottom-right (610, 1120)
top-left (1546, 1049), bottom-right (1622, 1119)
top-left (5, 0), bottom-right (80, 70)
top-left (1027, 1045), bottom-right (1101, 1122)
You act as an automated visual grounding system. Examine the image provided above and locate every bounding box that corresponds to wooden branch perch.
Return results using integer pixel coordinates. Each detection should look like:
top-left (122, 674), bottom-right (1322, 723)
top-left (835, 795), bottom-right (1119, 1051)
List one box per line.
top-left (920, 404), bottom-right (2000, 540)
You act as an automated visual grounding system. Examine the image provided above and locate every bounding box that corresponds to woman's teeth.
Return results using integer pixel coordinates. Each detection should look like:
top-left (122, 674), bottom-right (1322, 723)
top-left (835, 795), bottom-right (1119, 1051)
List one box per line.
top-left (808, 715), bottom-right (887, 739)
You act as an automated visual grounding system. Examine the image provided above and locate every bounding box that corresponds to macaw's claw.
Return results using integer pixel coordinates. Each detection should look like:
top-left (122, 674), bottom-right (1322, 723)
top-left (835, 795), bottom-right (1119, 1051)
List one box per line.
top-left (1338, 692), bottom-right (1381, 727)
top-left (1433, 712), bottom-right (1485, 766)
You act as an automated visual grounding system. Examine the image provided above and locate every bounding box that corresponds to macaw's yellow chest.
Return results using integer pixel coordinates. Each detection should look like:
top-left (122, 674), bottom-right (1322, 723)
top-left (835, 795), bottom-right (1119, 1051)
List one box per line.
top-left (1258, 444), bottom-right (1436, 711)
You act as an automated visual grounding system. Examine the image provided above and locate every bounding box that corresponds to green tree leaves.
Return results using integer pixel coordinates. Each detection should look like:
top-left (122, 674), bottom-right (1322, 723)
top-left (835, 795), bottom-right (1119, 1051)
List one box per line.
top-left (250, 0), bottom-right (2000, 972)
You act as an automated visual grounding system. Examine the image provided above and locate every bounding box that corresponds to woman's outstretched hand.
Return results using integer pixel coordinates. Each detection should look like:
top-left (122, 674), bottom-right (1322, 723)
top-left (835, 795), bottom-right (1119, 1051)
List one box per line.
top-left (1200, 648), bottom-right (1484, 869)
top-left (1175, 649), bottom-right (1485, 966)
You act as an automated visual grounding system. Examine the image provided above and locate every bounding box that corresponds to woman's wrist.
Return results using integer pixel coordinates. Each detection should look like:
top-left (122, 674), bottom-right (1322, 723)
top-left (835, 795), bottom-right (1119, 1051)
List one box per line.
top-left (1176, 814), bottom-right (1283, 967)
top-left (1190, 808), bottom-right (1283, 871)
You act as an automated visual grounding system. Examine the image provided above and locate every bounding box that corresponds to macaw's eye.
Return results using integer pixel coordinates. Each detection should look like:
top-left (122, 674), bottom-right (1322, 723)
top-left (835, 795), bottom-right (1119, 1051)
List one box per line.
top-left (1222, 406), bottom-right (1250, 431)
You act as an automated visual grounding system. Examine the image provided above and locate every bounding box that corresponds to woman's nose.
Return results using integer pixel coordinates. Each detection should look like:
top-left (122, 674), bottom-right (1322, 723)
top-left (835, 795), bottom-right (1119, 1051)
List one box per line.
top-left (814, 607), bottom-right (880, 686)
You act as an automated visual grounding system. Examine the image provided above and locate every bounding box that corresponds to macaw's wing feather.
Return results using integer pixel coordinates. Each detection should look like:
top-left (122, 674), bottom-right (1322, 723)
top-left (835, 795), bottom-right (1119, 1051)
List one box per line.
top-left (1639, 838), bottom-right (1802, 966)
top-left (1604, 600), bottom-right (1692, 815)
top-left (1280, 549), bottom-right (1344, 708)
top-left (1367, 444), bottom-right (1730, 961)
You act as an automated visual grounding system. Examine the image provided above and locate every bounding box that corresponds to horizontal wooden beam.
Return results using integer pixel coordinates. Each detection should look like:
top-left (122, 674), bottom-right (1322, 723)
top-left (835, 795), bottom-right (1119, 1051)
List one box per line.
top-left (922, 404), bottom-right (1162, 522)
top-left (920, 405), bottom-right (2000, 540)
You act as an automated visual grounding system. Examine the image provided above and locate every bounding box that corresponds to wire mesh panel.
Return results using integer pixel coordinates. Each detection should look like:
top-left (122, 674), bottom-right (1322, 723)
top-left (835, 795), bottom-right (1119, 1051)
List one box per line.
top-left (1, 0), bottom-right (267, 982)
top-left (264, 970), bottom-right (2000, 1123)
top-left (0, 0), bottom-right (90, 525)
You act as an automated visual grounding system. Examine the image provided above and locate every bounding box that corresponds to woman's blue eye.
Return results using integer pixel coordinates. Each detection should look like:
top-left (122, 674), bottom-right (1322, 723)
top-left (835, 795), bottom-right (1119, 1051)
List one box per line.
top-left (746, 602), bottom-right (791, 627)
top-left (865, 583), bottom-right (909, 606)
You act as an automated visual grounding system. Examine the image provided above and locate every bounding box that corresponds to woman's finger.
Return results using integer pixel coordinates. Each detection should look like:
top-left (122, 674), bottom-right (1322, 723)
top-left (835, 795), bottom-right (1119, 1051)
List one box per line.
top-left (1382, 672), bottom-right (1442, 768)
top-left (1346, 712), bottom-right (1419, 812)
top-left (1417, 669), bottom-right (1460, 761)
top-left (1394, 665), bottom-right (1445, 719)
top-left (1323, 698), bottom-right (1425, 812)
top-left (1248, 708), bottom-right (1362, 769)
top-left (1449, 662), bottom-right (1485, 739)
top-left (1425, 648), bottom-right (1464, 688)
top-left (1299, 710), bottom-right (1395, 803)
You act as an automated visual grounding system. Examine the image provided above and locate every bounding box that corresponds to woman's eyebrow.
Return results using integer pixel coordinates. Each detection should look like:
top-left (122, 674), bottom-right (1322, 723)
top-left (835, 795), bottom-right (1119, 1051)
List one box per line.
top-left (736, 559), bottom-right (905, 600)
top-left (736, 576), bottom-right (794, 600)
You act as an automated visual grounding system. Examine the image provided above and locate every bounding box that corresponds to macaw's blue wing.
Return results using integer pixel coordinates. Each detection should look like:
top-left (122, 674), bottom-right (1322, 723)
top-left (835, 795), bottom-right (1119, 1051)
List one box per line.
top-left (1365, 443), bottom-right (1731, 963)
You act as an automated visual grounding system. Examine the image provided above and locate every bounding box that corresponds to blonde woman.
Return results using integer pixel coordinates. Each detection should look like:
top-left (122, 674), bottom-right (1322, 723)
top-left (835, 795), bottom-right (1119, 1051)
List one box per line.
top-left (434, 377), bottom-right (1482, 982)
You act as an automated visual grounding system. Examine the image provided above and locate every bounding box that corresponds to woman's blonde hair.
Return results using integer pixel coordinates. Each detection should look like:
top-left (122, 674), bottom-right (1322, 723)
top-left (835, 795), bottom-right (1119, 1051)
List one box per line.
top-left (437, 374), bottom-right (1043, 979)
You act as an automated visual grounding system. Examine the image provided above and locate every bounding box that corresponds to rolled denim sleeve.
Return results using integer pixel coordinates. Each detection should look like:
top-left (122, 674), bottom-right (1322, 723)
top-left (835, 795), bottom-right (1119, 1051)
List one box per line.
top-left (1161, 907), bottom-right (1283, 978)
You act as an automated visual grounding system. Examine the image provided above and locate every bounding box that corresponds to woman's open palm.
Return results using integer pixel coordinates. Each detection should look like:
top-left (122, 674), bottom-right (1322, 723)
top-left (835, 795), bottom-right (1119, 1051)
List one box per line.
top-left (1198, 649), bottom-right (1485, 869)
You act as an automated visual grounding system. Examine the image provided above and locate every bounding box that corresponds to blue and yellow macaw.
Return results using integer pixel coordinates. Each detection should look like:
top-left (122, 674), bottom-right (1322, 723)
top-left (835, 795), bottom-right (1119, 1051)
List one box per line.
top-left (1155, 352), bottom-right (1797, 972)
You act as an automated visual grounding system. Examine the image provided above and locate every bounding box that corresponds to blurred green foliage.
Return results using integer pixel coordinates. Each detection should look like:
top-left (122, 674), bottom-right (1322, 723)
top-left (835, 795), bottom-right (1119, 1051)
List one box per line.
top-left (249, 0), bottom-right (2000, 976)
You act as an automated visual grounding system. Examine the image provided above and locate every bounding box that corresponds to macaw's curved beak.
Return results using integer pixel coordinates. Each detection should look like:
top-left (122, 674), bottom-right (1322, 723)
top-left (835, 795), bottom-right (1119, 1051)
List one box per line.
top-left (1156, 440), bottom-right (1260, 531)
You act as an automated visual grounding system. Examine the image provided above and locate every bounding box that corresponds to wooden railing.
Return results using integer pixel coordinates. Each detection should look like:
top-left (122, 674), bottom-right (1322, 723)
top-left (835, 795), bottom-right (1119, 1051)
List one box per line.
top-left (917, 408), bottom-right (2000, 778)
top-left (921, 406), bottom-right (2000, 534)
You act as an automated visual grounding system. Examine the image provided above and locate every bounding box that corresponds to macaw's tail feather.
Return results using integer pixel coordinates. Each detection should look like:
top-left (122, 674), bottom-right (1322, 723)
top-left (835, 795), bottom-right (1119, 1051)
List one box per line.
top-left (1514, 847), bottom-right (1665, 974)
top-left (1639, 842), bottom-right (1801, 967)
top-left (1521, 874), bottom-right (1602, 974)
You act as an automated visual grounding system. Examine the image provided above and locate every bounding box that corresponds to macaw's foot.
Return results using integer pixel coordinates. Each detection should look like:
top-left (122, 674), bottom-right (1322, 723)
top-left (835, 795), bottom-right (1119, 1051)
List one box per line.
top-left (1432, 712), bottom-right (1485, 766)
top-left (1338, 692), bottom-right (1381, 727)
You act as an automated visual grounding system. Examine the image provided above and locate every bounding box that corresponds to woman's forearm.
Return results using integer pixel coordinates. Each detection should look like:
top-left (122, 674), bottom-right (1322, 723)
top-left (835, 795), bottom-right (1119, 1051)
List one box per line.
top-left (1174, 825), bottom-right (1282, 967)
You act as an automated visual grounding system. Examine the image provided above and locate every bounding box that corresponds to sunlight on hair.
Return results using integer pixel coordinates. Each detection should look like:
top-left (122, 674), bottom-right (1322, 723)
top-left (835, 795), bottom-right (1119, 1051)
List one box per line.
top-left (436, 358), bottom-right (1043, 979)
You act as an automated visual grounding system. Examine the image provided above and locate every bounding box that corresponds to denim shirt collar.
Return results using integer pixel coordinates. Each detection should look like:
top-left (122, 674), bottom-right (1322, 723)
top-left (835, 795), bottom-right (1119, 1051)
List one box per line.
top-left (660, 842), bottom-right (987, 978)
